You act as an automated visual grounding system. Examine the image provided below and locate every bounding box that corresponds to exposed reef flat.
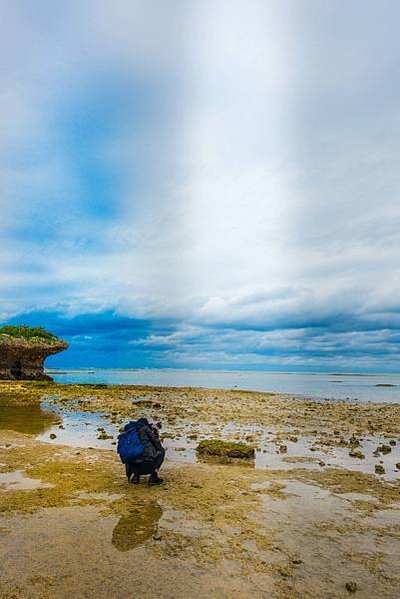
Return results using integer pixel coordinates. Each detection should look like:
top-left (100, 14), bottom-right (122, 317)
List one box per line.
top-left (1, 381), bottom-right (400, 598)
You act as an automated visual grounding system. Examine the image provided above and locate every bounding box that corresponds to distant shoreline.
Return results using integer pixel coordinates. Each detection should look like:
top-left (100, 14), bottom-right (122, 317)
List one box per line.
top-left (42, 368), bottom-right (400, 404)
top-left (46, 367), bottom-right (400, 377)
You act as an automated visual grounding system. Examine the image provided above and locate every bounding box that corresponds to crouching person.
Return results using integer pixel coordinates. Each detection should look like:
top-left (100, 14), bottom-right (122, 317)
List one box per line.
top-left (118, 418), bottom-right (165, 486)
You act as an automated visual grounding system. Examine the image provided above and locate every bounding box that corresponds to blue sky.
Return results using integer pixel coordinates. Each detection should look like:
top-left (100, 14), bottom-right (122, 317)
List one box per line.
top-left (2, 1), bottom-right (400, 373)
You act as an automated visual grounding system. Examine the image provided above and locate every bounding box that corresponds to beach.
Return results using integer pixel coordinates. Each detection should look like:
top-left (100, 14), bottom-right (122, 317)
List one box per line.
top-left (1, 381), bottom-right (400, 598)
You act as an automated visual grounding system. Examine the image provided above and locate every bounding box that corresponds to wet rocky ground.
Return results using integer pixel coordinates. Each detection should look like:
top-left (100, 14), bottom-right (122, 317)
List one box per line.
top-left (0, 381), bottom-right (400, 598)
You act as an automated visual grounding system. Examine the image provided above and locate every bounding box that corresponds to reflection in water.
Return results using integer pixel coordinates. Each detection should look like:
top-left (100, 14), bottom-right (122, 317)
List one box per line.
top-left (112, 503), bottom-right (162, 552)
top-left (0, 403), bottom-right (60, 435)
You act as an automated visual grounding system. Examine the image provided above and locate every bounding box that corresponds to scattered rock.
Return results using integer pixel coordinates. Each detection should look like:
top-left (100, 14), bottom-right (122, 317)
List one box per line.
top-left (389, 439), bottom-right (396, 446)
top-left (375, 383), bottom-right (396, 387)
top-left (153, 531), bottom-right (162, 541)
top-left (97, 432), bottom-right (113, 440)
top-left (345, 581), bottom-right (357, 593)
top-left (375, 464), bottom-right (385, 475)
top-left (348, 450), bottom-right (365, 459)
top-left (196, 439), bottom-right (255, 459)
top-left (395, 463), bottom-right (400, 470)
top-left (279, 445), bottom-right (288, 454)
top-left (376, 444), bottom-right (392, 455)
top-left (49, 433), bottom-right (57, 439)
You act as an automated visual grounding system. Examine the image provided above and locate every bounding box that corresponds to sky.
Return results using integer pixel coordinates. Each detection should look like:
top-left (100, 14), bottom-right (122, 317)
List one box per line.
top-left (1, 1), bottom-right (400, 372)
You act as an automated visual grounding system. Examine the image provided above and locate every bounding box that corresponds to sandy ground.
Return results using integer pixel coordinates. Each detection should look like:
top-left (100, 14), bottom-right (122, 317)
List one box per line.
top-left (0, 381), bottom-right (400, 598)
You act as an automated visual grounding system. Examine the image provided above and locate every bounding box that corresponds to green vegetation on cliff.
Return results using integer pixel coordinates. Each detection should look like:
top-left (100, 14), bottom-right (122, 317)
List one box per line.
top-left (0, 325), bottom-right (60, 344)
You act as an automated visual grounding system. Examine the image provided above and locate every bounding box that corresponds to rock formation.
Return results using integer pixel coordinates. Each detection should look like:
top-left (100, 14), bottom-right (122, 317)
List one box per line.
top-left (0, 327), bottom-right (68, 381)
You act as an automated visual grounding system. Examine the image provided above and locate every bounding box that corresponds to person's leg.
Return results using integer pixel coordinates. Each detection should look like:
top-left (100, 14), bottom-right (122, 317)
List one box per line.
top-left (137, 461), bottom-right (154, 475)
top-left (131, 461), bottom-right (154, 483)
top-left (125, 462), bottom-right (132, 480)
top-left (137, 453), bottom-right (165, 475)
top-left (153, 448), bottom-right (165, 472)
top-left (148, 450), bottom-right (165, 485)
top-left (126, 461), bottom-right (141, 483)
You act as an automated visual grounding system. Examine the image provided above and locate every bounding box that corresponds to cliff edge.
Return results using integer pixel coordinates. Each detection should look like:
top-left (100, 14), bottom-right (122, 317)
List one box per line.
top-left (0, 325), bottom-right (68, 381)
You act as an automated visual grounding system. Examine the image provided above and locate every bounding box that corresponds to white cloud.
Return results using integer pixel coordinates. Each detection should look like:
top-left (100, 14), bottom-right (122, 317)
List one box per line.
top-left (2, 1), bottom-right (400, 369)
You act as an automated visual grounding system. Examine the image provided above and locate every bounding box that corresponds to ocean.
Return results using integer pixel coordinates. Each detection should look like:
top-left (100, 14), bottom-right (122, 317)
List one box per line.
top-left (47, 368), bottom-right (400, 403)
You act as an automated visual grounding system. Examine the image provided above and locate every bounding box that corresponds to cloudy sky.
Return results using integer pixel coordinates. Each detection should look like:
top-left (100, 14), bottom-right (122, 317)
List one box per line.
top-left (2, 1), bottom-right (400, 372)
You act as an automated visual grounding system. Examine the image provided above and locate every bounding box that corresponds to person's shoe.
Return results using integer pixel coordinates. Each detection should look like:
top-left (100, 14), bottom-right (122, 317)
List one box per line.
top-left (148, 474), bottom-right (164, 486)
top-left (130, 473), bottom-right (140, 484)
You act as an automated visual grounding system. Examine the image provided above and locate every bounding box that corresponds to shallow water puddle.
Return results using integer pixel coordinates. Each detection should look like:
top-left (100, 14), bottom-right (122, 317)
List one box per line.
top-left (0, 503), bottom-right (265, 598)
top-left (0, 504), bottom-right (160, 592)
top-left (0, 469), bottom-right (54, 491)
top-left (251, 478), bottom-right (400, 598)
top-left (77, 491), bottom-right (123, 501)
top-left (1, 400), bottom-right (399, 482)
top-left (165, 424), bottom-right (400, 481)
top-left (37, 406), bottom-right (118, 449)
top-left (0, 402), bottom-right (60, 435)
top-left (112, 503), bottom-right (163, 551)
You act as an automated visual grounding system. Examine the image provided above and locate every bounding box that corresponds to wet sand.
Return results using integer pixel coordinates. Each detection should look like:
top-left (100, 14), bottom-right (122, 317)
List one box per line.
top-left (0, 381), bottom-right (400, 598)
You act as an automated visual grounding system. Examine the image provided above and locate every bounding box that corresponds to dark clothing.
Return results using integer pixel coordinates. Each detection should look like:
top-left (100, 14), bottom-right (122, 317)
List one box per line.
top-left (125, 420), bottom-right (165, 480)
top-left (135, 421), bottom-right (163, 462)
top-left (125, 449), bottom-right (165, 478)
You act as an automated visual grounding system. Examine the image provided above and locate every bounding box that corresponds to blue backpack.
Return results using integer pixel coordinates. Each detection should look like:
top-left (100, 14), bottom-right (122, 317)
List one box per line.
top-left (117, 421), bottom-right (146, 464)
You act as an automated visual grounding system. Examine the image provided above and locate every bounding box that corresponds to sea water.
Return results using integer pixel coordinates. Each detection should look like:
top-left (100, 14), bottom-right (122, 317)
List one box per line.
top-left (47, 369), bottom-right (400, 403)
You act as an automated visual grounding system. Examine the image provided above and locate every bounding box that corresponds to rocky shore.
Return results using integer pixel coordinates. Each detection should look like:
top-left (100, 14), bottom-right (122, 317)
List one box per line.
top-left (0, 326), bottom-right (68, 381)
top-left (1, 381), bottom-right (400, 598)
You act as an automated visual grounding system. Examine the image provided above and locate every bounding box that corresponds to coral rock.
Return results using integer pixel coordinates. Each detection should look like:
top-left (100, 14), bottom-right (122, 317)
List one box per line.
top-left (0, 329), bottom-right (68, 381)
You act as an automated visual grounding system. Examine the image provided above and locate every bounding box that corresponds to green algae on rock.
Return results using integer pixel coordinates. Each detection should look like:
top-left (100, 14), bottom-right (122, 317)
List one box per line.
top-left (196, 439), bottom-right (255, 459)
